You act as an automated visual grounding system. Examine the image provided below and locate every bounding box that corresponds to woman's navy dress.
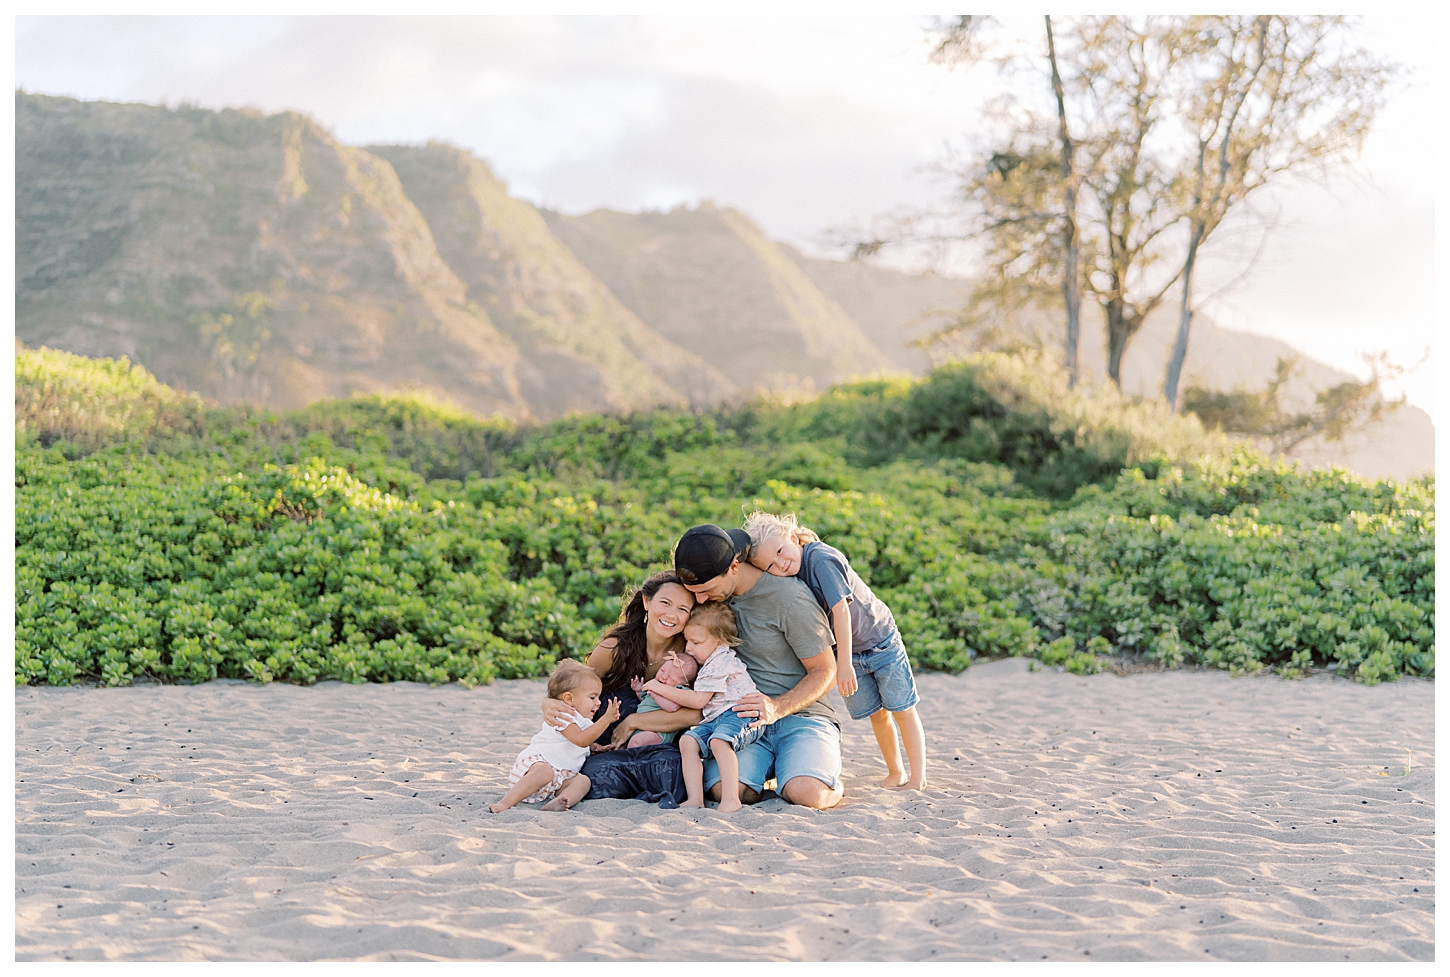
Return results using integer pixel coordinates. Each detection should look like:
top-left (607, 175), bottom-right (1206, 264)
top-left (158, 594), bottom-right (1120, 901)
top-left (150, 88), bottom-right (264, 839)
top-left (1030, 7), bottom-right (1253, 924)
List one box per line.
top-left (593, 682), bottom-right (640, 744)
top-left (583, 682), bottom-right (686, 807)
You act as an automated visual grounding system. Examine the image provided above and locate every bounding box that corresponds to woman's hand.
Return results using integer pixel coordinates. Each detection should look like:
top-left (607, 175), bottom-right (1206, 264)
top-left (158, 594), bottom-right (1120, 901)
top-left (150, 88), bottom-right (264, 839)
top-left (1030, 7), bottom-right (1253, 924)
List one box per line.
top-left (608, 715), bottom-right (639, 750)
top-left (541, 697), bottom-right (574, 728)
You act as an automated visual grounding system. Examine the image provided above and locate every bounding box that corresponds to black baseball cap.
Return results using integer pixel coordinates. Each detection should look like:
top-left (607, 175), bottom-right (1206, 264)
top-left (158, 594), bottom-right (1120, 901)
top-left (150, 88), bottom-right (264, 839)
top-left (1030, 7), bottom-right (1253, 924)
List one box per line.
top-left (673, 524), bottom-right (751, 585)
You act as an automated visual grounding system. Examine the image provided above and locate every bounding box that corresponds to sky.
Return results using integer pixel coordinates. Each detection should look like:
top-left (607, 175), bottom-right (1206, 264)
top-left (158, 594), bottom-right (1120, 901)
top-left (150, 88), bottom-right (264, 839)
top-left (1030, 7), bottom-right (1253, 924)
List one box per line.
top-left (13, 13), bottom-right (1438, 422)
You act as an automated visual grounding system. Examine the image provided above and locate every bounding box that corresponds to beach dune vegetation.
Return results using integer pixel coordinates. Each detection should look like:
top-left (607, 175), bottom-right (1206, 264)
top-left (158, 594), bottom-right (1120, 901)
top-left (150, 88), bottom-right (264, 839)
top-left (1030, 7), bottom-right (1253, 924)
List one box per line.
top-left (14, 346), bottom-right (1433, 687)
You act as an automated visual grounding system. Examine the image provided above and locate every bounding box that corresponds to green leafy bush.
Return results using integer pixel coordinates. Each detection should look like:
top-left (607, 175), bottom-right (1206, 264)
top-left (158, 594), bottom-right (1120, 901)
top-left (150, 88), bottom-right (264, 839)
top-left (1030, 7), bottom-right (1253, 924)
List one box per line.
top-left (14, 347), bottom-right (1434, 687)
top-left (16, 344), bottom-right (207, 452)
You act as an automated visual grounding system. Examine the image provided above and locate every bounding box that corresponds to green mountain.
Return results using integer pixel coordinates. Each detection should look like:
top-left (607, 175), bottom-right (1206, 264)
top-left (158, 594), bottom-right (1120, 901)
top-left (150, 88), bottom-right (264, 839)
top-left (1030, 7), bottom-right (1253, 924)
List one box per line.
top-left (14, 91), bottom-right (1433, 479)
top-left (542, 203), bottom-right (896, 392)
top-left (17, 92), bottom-right (952, 421)
top-left (17, 91), bottom-right (527, 418)
top-left (368, 142), bottom-right (734, 414)
top-left (780, 243), bottom-right (966, 375)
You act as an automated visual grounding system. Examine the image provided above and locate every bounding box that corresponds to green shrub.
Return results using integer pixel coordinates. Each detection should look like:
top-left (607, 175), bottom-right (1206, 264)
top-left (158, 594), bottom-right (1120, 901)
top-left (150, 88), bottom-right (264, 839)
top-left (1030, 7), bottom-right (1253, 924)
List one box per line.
top-left (14, 348), bottom-right (1434, 687)
top-left (15, 345), bottom-right (207, 452)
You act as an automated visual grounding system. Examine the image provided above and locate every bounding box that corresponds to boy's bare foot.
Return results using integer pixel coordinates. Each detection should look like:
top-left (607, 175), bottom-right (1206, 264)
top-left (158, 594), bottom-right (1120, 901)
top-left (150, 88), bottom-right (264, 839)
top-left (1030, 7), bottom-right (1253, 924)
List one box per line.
top-left (879, 772), bottom-right (908, 788)
top-left (540, 796), bottom-right (573, 812)
top-left (716, 797), bottom-right (743, 814)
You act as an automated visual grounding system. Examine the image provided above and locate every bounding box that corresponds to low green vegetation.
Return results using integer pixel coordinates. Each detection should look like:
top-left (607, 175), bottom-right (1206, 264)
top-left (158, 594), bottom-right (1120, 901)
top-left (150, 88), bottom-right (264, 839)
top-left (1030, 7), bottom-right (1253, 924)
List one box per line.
top-left (15, 345), bottom-right (1434, 688)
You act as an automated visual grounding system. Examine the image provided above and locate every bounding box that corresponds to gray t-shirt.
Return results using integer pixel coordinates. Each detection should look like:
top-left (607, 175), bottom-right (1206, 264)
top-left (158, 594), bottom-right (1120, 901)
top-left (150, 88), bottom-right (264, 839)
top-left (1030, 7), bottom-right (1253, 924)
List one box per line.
top-left (797, 541), bottom-right (897, 653)
top-left (727, 571), bottom-right (838, 724)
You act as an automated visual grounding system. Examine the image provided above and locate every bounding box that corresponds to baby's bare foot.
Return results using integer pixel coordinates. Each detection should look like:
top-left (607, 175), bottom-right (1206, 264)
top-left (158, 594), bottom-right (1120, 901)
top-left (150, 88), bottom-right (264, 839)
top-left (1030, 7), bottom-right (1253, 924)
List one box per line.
top-left (540, 797), bottom-right (573, 812)
top-left (879, 772), bottom-right (908, 788)
top-left (488, 803), bottom-right (507, 813)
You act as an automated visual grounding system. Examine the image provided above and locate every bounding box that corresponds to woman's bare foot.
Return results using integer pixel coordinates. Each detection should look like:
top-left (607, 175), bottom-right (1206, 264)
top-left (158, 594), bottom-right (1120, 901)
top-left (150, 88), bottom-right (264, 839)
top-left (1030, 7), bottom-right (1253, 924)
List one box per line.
top-left (879, 771), bottom-right (908, 788)
top-left (679, 798), bottom-right (704, 808)
top-left (540, 796), bottom-right (573, 812)
top-left (488, 802), bottom-right (507, 813)
top-left (716, 796), bottom-right (743, 814)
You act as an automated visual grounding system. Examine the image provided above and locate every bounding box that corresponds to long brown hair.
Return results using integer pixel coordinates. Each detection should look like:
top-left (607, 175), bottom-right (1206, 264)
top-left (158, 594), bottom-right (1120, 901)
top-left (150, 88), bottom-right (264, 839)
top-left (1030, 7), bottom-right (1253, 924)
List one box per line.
top-left (598, 570), bottom-right (687, 693)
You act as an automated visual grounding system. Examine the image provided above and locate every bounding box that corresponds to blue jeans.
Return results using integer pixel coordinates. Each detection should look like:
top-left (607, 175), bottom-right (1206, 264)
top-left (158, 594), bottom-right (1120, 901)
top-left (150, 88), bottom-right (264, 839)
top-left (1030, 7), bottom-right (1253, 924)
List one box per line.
top-left (842, 629), bottom-right (920, 720)
top-left (702, 713), bottom-right (842, 795)
top-left (681, 709), bottom-right (762, 755)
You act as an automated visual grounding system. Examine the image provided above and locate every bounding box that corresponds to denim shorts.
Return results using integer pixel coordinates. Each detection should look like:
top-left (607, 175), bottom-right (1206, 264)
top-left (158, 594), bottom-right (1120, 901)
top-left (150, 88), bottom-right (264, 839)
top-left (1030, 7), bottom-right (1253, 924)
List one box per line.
top-left (702, 713), bottom-right (842, 794)
top-left (681, 709), bottom-right (763, 755)
top-left (842, 629), bottom-right (920, 720)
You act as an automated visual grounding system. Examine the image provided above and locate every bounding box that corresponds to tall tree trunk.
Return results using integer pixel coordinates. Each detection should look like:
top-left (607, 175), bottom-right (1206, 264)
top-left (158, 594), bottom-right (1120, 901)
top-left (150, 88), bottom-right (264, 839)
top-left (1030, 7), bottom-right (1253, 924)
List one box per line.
top-left (1105, 302), bottom-right (1129, 385)
top-left (1046, 16), bottom-right (1082, 388)
top-left (1164, 220), bottom-right (1205, 408)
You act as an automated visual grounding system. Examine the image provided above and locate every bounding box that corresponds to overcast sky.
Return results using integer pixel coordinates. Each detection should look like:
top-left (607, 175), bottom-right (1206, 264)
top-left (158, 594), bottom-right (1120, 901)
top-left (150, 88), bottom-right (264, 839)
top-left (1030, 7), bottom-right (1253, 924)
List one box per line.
top-left (14, 14), bottom-right (1437, 421)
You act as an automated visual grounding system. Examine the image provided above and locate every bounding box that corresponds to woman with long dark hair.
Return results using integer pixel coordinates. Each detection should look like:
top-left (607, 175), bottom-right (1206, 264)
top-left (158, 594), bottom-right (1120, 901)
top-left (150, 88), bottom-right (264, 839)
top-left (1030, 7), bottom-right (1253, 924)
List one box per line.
top-left (542, 571), bottom-right (703, 748)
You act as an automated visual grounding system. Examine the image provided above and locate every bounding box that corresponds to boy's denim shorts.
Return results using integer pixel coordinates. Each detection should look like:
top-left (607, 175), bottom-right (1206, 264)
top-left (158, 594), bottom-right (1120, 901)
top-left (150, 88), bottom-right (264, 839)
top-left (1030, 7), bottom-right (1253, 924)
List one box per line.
top-left (682, 709), bottom-right (763, 756)
top-left (702, 713), bottom-right (842, 794)
top-left (842, 629), bottom-right (920, 720)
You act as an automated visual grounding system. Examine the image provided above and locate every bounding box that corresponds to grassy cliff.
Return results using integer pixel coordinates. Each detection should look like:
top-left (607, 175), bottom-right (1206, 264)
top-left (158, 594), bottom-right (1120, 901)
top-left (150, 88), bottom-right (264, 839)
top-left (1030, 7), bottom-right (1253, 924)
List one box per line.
top-left (17, 92), bottom-right (529, 417)
top-left (18, 92), bottom-right (955, 423)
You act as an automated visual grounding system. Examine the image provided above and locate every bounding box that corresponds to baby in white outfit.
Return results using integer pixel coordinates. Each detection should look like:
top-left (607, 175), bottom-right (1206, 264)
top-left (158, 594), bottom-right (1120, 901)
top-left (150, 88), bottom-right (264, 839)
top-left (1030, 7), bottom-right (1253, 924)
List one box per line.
top-left (490, 660), bottom-right (619, 813)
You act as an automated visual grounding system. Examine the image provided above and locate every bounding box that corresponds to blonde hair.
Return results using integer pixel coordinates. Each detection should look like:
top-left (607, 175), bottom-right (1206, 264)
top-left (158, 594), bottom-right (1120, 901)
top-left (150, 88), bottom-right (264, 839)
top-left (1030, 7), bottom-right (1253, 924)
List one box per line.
top-left (547, 659), bottom-right (601, 700)
top-left (742, 510), bottom-right (819, 552)
top-left (685, 601), bottom-right (741, 647)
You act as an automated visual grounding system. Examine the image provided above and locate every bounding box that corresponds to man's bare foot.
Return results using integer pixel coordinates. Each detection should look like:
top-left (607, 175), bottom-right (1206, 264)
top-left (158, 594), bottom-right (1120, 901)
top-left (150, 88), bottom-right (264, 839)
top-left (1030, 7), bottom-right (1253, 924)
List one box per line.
top-left (679, 798), bottom-right (704, 808)
top-left (540, 796), bottom-right (573, 812)
top-left (879, 772), bottom-right (908, 788)
top-left (717, 797), bottom-right (743, 814)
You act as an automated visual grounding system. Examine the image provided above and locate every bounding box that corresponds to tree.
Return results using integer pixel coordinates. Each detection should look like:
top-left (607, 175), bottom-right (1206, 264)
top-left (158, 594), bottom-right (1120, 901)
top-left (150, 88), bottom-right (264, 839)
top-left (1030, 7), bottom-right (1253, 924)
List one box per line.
top-left (906, 16), bottom-right (1398, 400)
top-left (1045, 17), bottom-right (1084, 386)
top-left (920, 17), bottom-right (1197, 388)
top-left (1163, 16), bottom-right (1399, 407)
top-left (927, 15), bottom-right (1084, 385)
top-left (1071, 17), bottom-right (1198, 386)
top-left (1183, 353), bottom-right (1405, 454)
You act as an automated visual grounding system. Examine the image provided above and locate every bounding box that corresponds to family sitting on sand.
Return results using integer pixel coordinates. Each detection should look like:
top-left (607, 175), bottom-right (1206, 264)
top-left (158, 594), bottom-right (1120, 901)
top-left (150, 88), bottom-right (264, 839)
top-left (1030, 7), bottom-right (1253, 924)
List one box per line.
top-left (491, 510), bottom-right (928, 814)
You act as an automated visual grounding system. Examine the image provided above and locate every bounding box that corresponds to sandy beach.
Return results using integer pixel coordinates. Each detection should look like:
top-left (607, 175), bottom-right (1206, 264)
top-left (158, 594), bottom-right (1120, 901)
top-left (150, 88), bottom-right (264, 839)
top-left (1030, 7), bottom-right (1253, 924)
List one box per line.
top-left (14, 659), bottom-right (1434, 961)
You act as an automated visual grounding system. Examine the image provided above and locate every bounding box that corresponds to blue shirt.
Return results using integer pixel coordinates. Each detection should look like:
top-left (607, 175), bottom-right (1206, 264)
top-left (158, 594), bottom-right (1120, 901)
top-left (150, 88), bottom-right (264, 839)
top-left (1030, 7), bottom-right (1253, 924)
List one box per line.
top-left (796, 541), bottom-right (897, 653)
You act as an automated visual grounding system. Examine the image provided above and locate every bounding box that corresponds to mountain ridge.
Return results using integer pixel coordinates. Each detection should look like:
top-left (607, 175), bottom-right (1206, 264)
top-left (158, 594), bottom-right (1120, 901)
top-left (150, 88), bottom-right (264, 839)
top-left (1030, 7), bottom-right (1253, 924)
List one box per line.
top-left (14, 91), bottom-right (1432, 480)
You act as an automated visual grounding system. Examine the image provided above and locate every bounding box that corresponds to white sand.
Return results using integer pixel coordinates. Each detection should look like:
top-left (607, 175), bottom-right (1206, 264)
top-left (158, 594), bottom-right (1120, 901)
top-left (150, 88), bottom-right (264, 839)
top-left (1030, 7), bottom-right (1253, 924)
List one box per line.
top-left (14, 659), bottom-right (1434, 961)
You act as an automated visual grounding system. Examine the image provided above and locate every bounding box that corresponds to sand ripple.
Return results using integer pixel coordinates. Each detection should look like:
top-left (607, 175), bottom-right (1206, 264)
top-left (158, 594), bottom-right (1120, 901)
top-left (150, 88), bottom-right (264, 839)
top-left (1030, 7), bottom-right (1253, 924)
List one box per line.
top-left (15, 659), bottom-right (1433, 960)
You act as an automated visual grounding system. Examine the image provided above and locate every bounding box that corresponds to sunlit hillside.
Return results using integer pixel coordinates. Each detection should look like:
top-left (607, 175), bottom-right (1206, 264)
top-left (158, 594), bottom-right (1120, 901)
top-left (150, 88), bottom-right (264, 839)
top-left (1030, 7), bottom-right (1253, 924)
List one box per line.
top-left (16, 91), bottom-right (1432, 479)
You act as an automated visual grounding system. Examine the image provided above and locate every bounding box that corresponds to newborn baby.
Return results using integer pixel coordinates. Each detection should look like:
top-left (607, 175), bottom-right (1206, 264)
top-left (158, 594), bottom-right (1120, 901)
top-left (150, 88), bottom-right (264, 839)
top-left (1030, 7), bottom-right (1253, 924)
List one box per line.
top-left (626, 651), bottom-right (700, 748)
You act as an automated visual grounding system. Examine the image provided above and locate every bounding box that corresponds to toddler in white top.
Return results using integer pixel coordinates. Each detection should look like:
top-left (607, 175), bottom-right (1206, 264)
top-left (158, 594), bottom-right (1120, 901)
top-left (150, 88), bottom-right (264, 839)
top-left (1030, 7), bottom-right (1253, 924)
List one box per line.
top-left (490, 660), bottom-right (619, 813)
top-left (640, 601), bottom-right (762, 814)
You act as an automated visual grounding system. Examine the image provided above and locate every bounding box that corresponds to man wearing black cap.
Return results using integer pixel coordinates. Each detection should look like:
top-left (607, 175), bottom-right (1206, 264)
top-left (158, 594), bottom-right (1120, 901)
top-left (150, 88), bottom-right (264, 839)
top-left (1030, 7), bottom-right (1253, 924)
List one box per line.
top-left (672, 524), bottom-right (843, 810)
